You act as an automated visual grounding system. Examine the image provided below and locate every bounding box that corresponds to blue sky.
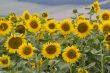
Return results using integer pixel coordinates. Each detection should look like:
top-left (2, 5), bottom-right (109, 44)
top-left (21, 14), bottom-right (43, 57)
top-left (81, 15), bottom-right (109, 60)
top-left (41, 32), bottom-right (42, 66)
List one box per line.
top-left (0, 0), bottom-right (110, 20)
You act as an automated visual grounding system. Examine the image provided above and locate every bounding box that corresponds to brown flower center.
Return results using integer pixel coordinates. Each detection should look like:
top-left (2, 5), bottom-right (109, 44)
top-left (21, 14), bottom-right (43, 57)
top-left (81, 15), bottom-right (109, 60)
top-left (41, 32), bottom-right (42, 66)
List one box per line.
top-left (103, 24), bottom-right (110, 32)
top-left (102, 13), bottom-right (109, 20)
top-left (23, 47), bottom-right (32, 55)
top-left (78, 23), bottom-right (88, 33)
top-left (49, 23), bottom-right (55, 29)
top-left (15, 25), bottom-right (25, 34)
top-left (61, 23), bottom-right (70, 31)
top-left (46, 45), bottom-right (56, 54)
top-left (93, 24), bottom-right (98, 30)
top-left (105, 35), bottom-right (110, 44)
top-left (25, 13), bottom-right (30, 20)
top-left (0, 23), bottom-right (8, 31)
top-left (30, 20), bottom-right (38, 29)
top-left (1, 58), bottom-right (8, 64)
top-left (42, 13), bottom-right (48, 18)
top-left (67, 49), bottom-right (76, 59)
top-left (10, 16), bottom-right (17, 22)
top-left (9, 37), bottom-right (22, 49)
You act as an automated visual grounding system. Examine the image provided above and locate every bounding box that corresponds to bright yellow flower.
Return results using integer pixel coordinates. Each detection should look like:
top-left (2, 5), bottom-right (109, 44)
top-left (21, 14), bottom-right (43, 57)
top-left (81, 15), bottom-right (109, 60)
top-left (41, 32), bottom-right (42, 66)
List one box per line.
top-left (91, 1), bottom-right (100, 13)
top-left (104, 33), bottom-right (110, 49)
top-left (32, 12), bottom-right (39, 18)
top-left (0, 20), bottom-right (12, 36)
top-left (0, 17), bottom-right (7, 21)
top-left (74, 20), bottom-right (92, 38)
top-left (92, 21), bottom-right (99, 31)
top-left (42, 42), bottom-right (61, 59)
top-left (77, 68), bottom-right (88, 73)
top-left (26, 17), bottom-right (41, 33)
top-left (77, 15), bottom-right (85, 21)
top-left (18, 43), bottom-right (35, 59)
top-left (45, 19), bottom-right (58, 33)
top-left (0, 54), bottom-right (11, 68)
top-left (59, 19), bottom-right (73, 36)
top-left (62, 45), bottom-right (81, 63)
top-left (99, 21), bottom-right (110, 33)
top-left (99, 10), bottom-right (110, 22)
top-left (42, 12), bottom-right (48, 19)
top-left (15, 23), bottom-right (26, 34)
top-left (5, 34), bottom-right (26, 53)
top-left (22, 10), bottom-right (31, 21)
top-left (9, 15), bottom-right (18, 23)
top-left (35, 25), bottom-right (45, 39)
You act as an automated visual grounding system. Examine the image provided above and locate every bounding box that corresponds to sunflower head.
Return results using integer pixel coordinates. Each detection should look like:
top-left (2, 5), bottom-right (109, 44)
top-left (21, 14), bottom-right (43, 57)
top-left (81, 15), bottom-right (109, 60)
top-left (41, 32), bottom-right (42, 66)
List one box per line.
top-left (104, 33), bottom-right (110, 49)
top-left (42, 42), bottom-right (61, 59)
top-left (99, 10), bottom-right (110, 21)
top-left (75, 20), bottom-right (92, 38)
top-left (0, 21), bottom-right (11, 36)
top-left (99, 21), bottom-right (110, 33)
top-left (32, 13), bottom-right (39, 18)
top-left (0, 54), bottom-right (11, 68)
top-left (0, 17), bottom-right (6, 21)
top-left (26, 17), bottom-right (41, 33)
top-left (92, 21), bottom-right (99, 31)
top-left (22, 10), bottom-right (31, 21)
top-left (77, 15), bottom-right (85, 21)
top-left (59, 19), bottom-right (73, 36)
top-left (45, 19), bottom-right (57, 33)
top-left (9, 15), bottom-right (18, 23)
top-left (42, 12), bottom-right (48, 19)
top-left (15, 23), bottom-right (26, 34)
top-left (91, 1), bottom-right (100, 13)
top-left (62, 45), bottom-right (81, 63)
top-left (18, 43), bottom-right (35, 59)
top-left (77, 68), bottom-right (88, 73)
top-left (104, 33), bottom-right (110, 44)
top-left (5, 34), bottom-right (26, 53)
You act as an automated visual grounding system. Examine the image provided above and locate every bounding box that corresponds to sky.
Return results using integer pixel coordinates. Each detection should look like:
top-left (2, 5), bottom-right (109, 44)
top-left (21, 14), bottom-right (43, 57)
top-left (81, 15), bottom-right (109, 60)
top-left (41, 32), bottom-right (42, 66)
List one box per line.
top-left (0, 0), bottom-right (110, 20)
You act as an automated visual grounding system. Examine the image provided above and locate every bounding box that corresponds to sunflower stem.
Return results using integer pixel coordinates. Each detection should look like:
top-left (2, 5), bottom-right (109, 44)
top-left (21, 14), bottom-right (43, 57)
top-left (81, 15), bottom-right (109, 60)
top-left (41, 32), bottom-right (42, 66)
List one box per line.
top-left (81, 39), bottom-right (85, 68)
top-left (70, 64), bottom-right (73, 73)
top-left (101, 53), bottom-right (104, 73)
top-left (99, 41), bottom-right (104, 73)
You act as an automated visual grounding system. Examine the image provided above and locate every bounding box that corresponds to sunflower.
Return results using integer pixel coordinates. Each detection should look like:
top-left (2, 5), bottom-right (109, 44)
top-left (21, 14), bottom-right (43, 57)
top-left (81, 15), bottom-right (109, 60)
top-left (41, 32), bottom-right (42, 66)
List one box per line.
top-left (75, 20), bottom-right (92, 38)
top-left (77, 68), bottom-right (88, 73)
top-left (0, 21), bottom-right (11, 36)
top-left (99, 21), bottom-right (110, 33)
top-left (32, 63), bottom-right (38, 69)
top-left (9, 15), bottom-right (18, 23)
top-left (42, 12), bottom-right (48, 19)
top-left (26, 17), bottom-right (41, 33)
top-left (42, 42), bottom-right (61, 59)
top-left (5, 34), bottom-right (26, 53)
top-left (0, 54), bottom-right (11, 68)
top-left (92, 21), bottom-right (99, 31)
top-left (22, 10), bottom-right (31, 21)
top-left (0, 17), bottom-right (6, 21)
top-left (15, 23), bottom-right (26, 34)
top-left (59, 19), bottom-right (73, 36)
top-left (62, 45), bottom-right (81, 63)
top-left (35, 25), bottom-right (45, 39)
top-left (17, 43), bottom-right (35, 59)
top-left (45, 19), bottom-right (58, 33)
top-left (99, 10), bottom-right (110, 22)
top-left (31, 58), bottom-right (43, 68)
top-left (32, 13), bottom-right (39, 18)
top-left (104, 33), bottom-right (110, 49)
top-left (77, 15), bottom-right (85, 21)
top-left (91, 1), bottom-right (100, 13)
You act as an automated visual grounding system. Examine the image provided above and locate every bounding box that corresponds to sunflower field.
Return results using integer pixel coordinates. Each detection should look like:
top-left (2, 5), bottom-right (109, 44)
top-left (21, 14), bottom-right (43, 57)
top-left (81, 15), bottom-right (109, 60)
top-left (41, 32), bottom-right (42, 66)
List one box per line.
top-left (0, 1), bottom-right (110, 73)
